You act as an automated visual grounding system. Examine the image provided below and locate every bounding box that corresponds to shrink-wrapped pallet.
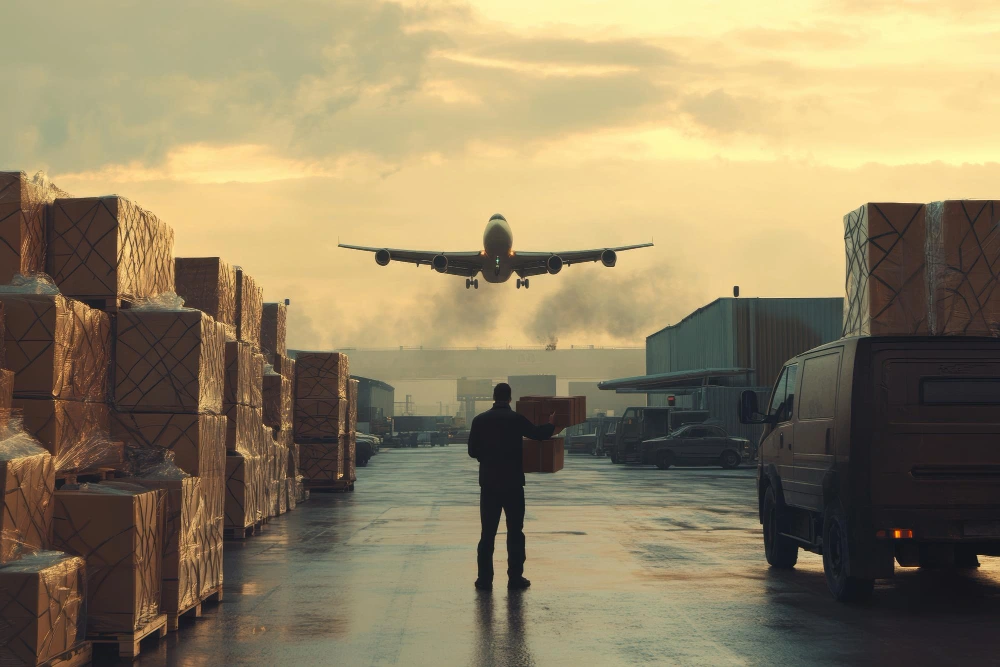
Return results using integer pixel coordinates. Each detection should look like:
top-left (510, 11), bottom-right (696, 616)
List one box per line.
top-left (52, 485), bottom-right (162, 634)
top-left (48, 196), bottom-right (174, 302)
top-left (0, 369), bottom-right (13, 425)
top-left (0, 172), bottom-right (65, 284)
top-left (843, 203), bottom-right (929, 336)
top-left (174, 258), bottom-right (237, 339)
top-left (0, 432), bottom-right (55, 564)
top-left (295, 352), bottom-right (349, 400)
top-left (347, 378), bottom-right (358, 434)
top-left (224, 340), bottom-right (253, 407)
top-left (114, 308), bottom-right (225, 414)
top-left (286, 477), bottom-right (297, 511)
top-left (260, 303), bottom-right (286, 360)
top-left (262, 370), bottom-right (291, 430)
top-left (272, 354), bottom-right (295, 383)
top-left (249, 353), bottom-right (264, 409)
top-left (926, 200), bottom-right (1000, 336)
top-left (345, 433), bottom-right (356, 483)
top-left (225, 452), bottom-right (262, 530)
top-left (0, 551), bottom-right (87, 666)
top-left (14, 398), bottom-right (121, 472)
top-left (224, 405), bottom-right (262, 454)
top-left (287, 442), bottom-right (299, 477)
top-left (235, 268), bottom-right (262, 350)
top-left (299, 441), bottom-right (343, 485)
top-left (0, 292), bottom-right (110, 401)
top-left (294, 398), bottom-right (348, 440)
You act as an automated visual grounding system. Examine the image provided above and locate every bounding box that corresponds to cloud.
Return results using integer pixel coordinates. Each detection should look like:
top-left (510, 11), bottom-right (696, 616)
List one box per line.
top-left (680, 89), bottom-right (778, 136)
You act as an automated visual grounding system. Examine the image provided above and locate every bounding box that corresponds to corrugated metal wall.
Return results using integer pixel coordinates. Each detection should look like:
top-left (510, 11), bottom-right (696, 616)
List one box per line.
top-left (646, 299), bottom-right (737, 375)
top-left (358, 377), bottom-right (395, 422)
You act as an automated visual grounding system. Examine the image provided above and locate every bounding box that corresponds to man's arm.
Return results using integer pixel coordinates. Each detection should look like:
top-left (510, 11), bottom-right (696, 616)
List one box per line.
top-left (468, 417), bottom-right (482, 459)
top-left (518, 413), bottom-right (556, 441)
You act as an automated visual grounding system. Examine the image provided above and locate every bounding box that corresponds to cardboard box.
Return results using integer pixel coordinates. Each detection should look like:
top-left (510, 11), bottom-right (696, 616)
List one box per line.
top-left (286, 477), bottom-right (297, 511)
top-left (294, 398), bottom-right (348, 440)
top-left (223, 404), bottom-right (261, 454)
top-left (295, 352), bottom-right (349, 400)
top-left (0, 447), bottom-right (55, 564)
top-left (260, 303), bottom-right (287, 360)
top-left (224, 340), bottom-right (253, 407)
top-left (249, 353), bottom-right (264, 409)
top-left (272, 354), bottom-right (295, 384)
top-left (48, 196), bottom-right (174, 302)
top-left (0, 551), bottom-right (86, 666)
top-left (287, 442), bottom-right (299, 477)
top-left (110, 412), bottom-right (226, 479)
top-left (843, 203), bottom-right (929, 336)
top-left (299, 441), bottom-right (343, 484)
top-left (345, 433), bottom-right (356, 483)
top-left (52, 487), bottom-right (162, 634)
top-left (347, 378), bottom-right (359, 434)
top-left (0, 293), bottom-right (111, 401)
top-left (174, 258), bottom-right (237, 340)
top-left (515, 396), bottom-right (587, 434)
top-left (125, 477), bottom-right (204, 615)
top-left (0, 172), bottom-right (62, 284)
top-left (114, 309), bottom-right (226, 414)
top-left (523, 438), bottom-right (564, 473)
top-left (0, 369), bottom-right (13, 411)
top-left (14, 398), bottom-right (119, 472)
top-left (263, 372), bottom-right (291, 430)
top-left (225, 452), bottom-right (261, 530)
top-left (235, 268), bottom-right (262, 350)
top-left (926, 200), bottom-right (1000, 336)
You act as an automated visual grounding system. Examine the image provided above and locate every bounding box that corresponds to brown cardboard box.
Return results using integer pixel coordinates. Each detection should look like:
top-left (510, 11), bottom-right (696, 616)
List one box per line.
top-left (295, 352), bottom-right (349, 400)
top-left (515, 396), bottom-right (587, 435)
top-left (0, 293), bottom-right (111, 401)
top-left (0, 172), bottom-right (64, 284)
top-left (223, 404), bottom-right (261, 454)
top-left (48, 196), bottom-right (174, 302)
top-left (225, 452), bottom-right (261, 530)
top-left (14, 398), bottom-right (119, 473)
top-left (0, 369), bottom-right (13, 411)
top-left (294, 398), bottom-right (348, 440)
top-left (345, 433), bottom-right (356, 483)
top-left (260, 303), bottom-right (287, 360)
top-left (224, 340), bottom-right (253, 407)
top-left (114, 309), bottom-right (225, 414)
top-left (523, 438), bottom-right (564, 473)
top-left (926, 200), bottom-right (1000, 336)
top-left (287, 442), bottom-right (299, 477)
top-left (843, 203), bottom-right (929, 337)
top-left (174, 258), bottom-right (237, 339)
top-left (272, 354), bottom-right (295, 384)
top-left (262, 372), bottom-right (291, 430)
top-left (286, 477), bottom-right (297, 511)
top-left (0, 447), bottom-right (55, 564)
top-left (0, 551), bottom-right (86, 666)
top-left (347, 378), bottom-right (359, 434)
top-left (249, 353), bottom-right (264, 408)
top-left (299, 441), bottom-right (343, 484)
top-left (52, 487), bottom-right (162, 634)
top-left (235, 268), bottom-right (262, 350)
top-left (126, 477), bottom-right (204, 615)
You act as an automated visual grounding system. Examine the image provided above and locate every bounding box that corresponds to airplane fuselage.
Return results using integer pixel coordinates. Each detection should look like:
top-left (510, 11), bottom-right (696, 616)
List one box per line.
top-left (481, 214), bottom-right (515, 283)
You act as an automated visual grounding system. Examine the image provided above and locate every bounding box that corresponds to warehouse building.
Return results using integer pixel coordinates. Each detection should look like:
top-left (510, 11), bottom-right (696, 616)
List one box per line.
top-left (352, 375), bottom-right (395, 434)
top-left (599, 297), bottom-right (844, 441)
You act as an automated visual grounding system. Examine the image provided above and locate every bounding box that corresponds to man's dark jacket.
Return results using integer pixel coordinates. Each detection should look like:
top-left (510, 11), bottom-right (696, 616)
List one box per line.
top-left (468, 403), bottom-right (555, 489)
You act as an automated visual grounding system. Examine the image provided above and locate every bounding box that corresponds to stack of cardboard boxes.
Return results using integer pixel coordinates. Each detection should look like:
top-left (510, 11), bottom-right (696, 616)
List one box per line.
top-left (260, 303), bottom-right (291, 517)
top-left (514, 396), bottom-right (587, 473)
top-left (295, 352), bottom-right (352, 488)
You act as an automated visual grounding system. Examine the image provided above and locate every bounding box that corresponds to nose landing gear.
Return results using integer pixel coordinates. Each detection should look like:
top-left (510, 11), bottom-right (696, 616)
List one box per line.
top-left (465, 278), bottom-right (480, 290)
top-left (516, 278), bottom-right (530, 289)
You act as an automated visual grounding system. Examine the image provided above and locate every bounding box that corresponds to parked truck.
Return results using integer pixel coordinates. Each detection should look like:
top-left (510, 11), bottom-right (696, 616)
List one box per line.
top-left (564, 415), bottom-right (611, 455)
top-left (608, 407), bottom-right (709, 464)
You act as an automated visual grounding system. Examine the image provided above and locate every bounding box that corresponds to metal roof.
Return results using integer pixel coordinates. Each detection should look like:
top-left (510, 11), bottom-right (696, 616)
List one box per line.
top-left (598, 368), bottom-right (753, 392)
top-left (351, 375), bottom-right (396, 393)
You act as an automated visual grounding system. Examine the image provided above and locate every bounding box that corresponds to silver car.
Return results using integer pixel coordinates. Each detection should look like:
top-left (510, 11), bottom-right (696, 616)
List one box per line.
top-left (639, 424), bottom-right (750, 470)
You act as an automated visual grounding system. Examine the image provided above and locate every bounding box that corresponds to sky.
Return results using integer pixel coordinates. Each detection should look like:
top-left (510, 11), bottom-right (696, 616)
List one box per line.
top-left (6, 0), bottom-right (1000, 350)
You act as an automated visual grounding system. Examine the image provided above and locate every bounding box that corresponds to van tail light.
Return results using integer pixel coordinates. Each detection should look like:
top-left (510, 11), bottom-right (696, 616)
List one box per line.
top-left (876, 529), bottom-right (914, 539)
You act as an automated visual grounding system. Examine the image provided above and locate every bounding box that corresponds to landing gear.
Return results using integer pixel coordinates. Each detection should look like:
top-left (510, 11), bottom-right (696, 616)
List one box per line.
top-left (516, 278), bottom-right (530, 289)
top-left (465, 279), bottom-right (480, 290)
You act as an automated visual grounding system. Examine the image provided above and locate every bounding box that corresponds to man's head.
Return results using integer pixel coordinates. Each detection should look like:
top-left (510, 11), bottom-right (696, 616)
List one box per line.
top-left (493, 382), bottom-right (512, 403)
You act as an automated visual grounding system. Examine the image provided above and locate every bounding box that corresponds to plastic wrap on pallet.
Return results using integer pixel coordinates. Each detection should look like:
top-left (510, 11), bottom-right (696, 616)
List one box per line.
top-left (843, 203), bottom-right (929, 336)
top-left (249, 353), bottom-right (264, 409)
top-left (0, 550), bottom-right (87, 666)
top-left (234, 268), bottom-right (262, 350)
top-left (48, 196), bottom-right (174, 302)
top-left (114, 308), bottom-right (226, 414)
top-left (0, 289), bottom-right (111, 401)
top-left (125, 465), bottom-right (205, 616)
top-left (262, 369), bottom-right (291, 430)
top-left (225, 452), bottom-right (261, 530)
top-left (295, 352), bottom-right (349, 400)
top-left (347, 378), bottom-right (359, 434)
top-left (175, 258), bottom-right (238, 340)
top-left (0, 369), bottom-right (13, 413)
top-left (260, 303), bottom-right (287, 360)
top-left (224, 340), bottom-right (253, 407)
top-left (52, 485), bottom-right (162, 634)
top-left (285, 476), bottom-right (297, 511)
top-left (224, 404), bottom-right (262, 454)
top-left (286, 442), bottom-right (299, 477)
top-left (925, 200), bottom-right (1000, 336)
top-left (0, 425), bottom-right (55, 564)
top-left (345, 433), bottom-right (356, 483)
top-left (0, 172), bottom-right (67, 285)
top-left (14, 398), bottom-right (121, 473)
top-left (272, 354), bottom-right (295, 384)
top-left (298, 441), bottom-right (343, 484)
top-left (294, 398), bottom-right (348, 440)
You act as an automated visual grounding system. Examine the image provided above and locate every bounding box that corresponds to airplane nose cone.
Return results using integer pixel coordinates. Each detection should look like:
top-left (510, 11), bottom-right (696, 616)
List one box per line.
top-left (489, 213), bottom-right (506, 222)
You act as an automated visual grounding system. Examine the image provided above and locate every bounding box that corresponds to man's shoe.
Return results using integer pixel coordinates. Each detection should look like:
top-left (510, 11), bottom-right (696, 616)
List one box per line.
top-left (475, 579), bottom-right (493, 591)
top-left (508, 577), bottom-right (531, 590)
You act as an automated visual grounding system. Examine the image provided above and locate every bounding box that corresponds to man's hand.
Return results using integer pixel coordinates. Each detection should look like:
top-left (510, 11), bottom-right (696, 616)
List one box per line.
top-left (548, 412), bottom-right (556, 425)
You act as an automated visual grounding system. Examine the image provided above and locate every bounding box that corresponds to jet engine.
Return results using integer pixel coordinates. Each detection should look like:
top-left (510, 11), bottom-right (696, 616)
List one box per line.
top-left (601, 249), bottom-right (617, 267)
top-left (375, 249), bottom-right (391, 266)
top-left (432, 254), bottom-right (448, 273)
top-left (547, 255), bottom-right (563, 274)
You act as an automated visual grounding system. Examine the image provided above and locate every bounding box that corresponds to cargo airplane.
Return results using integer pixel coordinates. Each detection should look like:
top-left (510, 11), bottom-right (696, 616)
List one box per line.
top-left (339, 214), bottom-right (653, 289)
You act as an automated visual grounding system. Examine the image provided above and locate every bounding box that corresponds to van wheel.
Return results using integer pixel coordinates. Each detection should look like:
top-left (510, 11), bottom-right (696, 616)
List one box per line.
top-left (610, 451), bottom-right (618, 464)
top-left (762, 487), bottom-right (798, 569)
top-left (955, 547), bottom-right (981, 569)
top-left (823, 503), bottom-right (874, 603)
top-left (720, 451), bottom-right (741, 469)
top-left (656, 451), bottom-right (673, 470)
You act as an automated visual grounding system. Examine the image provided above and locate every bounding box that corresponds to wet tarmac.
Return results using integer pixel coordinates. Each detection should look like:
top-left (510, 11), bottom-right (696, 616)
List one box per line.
top-left (108, 446), bottom-right (1000, 666)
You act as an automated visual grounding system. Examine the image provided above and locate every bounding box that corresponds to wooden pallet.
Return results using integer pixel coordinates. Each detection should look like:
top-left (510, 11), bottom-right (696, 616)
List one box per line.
top-left (89, 613), bottom-right (167, 659)
top-left (224, 523), bottom-right (256, 540)
top-left (41, 642), bottom-right (92, 667)
top-left (80, 296), bottom-right (135, 312)
top-left (55, 467), bottom-right (120, 488)
top-left (166, 584), bottom-right (223, 631)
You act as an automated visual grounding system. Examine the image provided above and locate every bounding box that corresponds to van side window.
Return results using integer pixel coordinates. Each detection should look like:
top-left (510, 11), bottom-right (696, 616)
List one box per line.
top-left (768, 364), bottom-right (799, 423)
top-left (799, 352), bottom-right (842, 420)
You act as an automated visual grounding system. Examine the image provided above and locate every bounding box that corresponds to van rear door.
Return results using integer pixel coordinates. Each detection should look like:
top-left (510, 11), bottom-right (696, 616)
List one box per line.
top-left (871, 340), bottom-right (1000, 514)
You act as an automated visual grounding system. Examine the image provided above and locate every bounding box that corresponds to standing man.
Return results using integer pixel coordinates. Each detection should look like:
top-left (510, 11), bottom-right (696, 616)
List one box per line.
top-left (468, 382), bottom-right (556, 591)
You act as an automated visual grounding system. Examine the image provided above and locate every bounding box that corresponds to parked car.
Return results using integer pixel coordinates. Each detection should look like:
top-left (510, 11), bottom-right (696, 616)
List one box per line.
top-left (638, 424), bottom-right (750, 469)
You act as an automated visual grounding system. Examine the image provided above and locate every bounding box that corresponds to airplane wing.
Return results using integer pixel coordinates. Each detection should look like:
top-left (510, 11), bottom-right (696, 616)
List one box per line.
top-left (339, 244), bottom-right (483, 277)
top-left (511, 243), bottom-right (653, 278)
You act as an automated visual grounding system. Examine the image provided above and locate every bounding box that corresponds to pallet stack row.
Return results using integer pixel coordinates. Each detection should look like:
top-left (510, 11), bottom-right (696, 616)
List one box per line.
top-left (0, 170), bottom-right (344, 662)
top-left (294, 352), bottom-right (356, 490)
